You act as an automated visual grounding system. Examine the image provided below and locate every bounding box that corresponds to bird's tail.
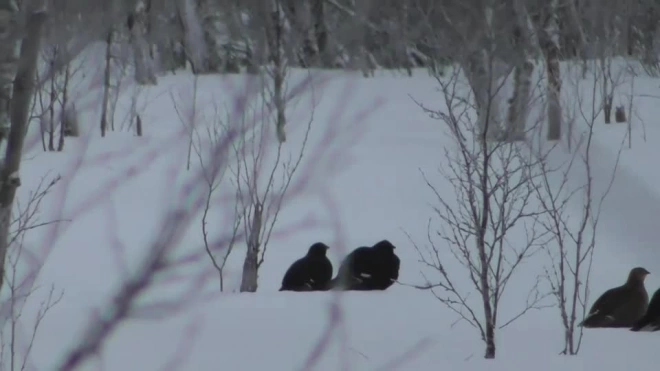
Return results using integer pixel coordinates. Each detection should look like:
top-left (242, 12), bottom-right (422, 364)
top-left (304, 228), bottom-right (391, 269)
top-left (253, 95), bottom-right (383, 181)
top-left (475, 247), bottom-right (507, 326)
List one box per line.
top-left (630, 317), bottom-right (659, 332)
top-left (327, 275), bottom-right (361, 291)
top-left (579, 312), bottom-right (616, 328)
top-left (327, 277), bottom-right (341, 290)
top-left (319, 279), bottom-right (334, 291)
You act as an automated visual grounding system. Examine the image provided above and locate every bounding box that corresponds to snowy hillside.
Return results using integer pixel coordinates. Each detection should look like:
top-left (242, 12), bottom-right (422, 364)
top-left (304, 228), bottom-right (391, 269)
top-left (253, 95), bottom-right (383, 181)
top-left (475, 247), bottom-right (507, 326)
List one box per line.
top-left (4, 52), bottom-right (660, 371)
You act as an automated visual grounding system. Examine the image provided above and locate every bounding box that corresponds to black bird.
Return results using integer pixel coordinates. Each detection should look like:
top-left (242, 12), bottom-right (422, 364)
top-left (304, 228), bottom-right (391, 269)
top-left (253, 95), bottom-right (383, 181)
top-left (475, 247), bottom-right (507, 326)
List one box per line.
top-left (631, 287), bottom-right (660, 332)
top-left (579, 267), bottom-right (650, 328)
top-left (330, 239), bottom-right (400, 291)
top-left (280, 242), bottom-right (333, 292)
top-left (330, 245), bottom-right (372, 290)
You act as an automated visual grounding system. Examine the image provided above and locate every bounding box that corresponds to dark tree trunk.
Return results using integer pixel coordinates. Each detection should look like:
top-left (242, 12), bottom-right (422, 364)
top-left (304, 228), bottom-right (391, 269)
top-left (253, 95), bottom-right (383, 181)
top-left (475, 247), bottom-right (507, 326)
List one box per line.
top-left (541, 9), bottom-right (562, 141)
top-left (312, 0), bottom-right (328, 66)
top-left (240, 203), bottom-right (263, 293)
top-left (0, 11), bottom-right (48, 292)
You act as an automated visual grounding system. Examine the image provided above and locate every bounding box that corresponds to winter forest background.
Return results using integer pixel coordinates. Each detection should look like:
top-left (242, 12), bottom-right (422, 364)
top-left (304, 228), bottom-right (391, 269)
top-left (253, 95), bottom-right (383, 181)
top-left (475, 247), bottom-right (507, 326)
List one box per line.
top-left (0, 0), bottom-right (659, 370)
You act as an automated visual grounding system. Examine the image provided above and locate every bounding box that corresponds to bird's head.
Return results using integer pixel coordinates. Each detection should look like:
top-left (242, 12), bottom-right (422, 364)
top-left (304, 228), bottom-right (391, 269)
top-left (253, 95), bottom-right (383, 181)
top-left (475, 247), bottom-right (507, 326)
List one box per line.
top-left (628, 267), bottom-right (650, 284)
top-left (308, 242), bottom-right (330, 257)
top-left (373, 240), bottom-right (396, 253)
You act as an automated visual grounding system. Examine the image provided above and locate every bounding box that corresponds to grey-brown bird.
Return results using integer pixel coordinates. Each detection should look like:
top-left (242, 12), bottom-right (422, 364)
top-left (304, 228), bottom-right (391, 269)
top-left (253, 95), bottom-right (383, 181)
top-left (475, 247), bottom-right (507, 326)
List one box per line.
top-left (579, 267), bottom-right (650, 328)
top-left (630, 287), bottom-right (660, 332)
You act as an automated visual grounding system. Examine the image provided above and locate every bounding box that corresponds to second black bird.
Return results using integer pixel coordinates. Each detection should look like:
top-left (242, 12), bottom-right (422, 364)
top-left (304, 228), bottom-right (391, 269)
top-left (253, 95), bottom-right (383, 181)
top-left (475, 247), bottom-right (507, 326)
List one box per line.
top-left (330, 239), bottom-right (400, 291)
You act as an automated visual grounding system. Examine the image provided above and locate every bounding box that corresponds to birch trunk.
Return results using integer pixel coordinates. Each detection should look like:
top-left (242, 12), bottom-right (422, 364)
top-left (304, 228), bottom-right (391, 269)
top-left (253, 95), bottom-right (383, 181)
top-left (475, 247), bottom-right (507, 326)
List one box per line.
top-left (543, 0), bottom-right (562, 141)
top-left (196, 0), bottom-right (225, 73)
top-left (100, 29), bottom-right (113, 137)
top-left (506, 0), bottom-right (537, 141)
top-left (462, 50), bottom-right (503, 141)
top-left (478, 233), bottom-right (496, 358)
top-left (506, 62), bottom-right (534, 141)
top-left (281, 0), bottom-right (317, 67)
top-left (311, 0), bottom-right (329, 66)
top-left (0, 10), bottom-right (48, 292)
top-left (239, 203), bottom-right (263, 292)
top-left (0, 0), bottom-right (19, 148)
top-left (265, 6), bottom-right (287, 143)
top-left (130, 0), bottom-right (157, 85)
top-left (562, 0), bottom-right (588, 75)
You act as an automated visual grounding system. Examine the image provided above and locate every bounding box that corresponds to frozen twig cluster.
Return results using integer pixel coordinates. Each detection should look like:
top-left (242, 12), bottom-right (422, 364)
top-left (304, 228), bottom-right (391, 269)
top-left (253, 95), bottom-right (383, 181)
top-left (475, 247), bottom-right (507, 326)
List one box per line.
top-left (410, 66), bottom-right (550, 359)
top-left (0, 174), bottom-right (63, 371)
top-left (530, 64), bottom-right (627, 355)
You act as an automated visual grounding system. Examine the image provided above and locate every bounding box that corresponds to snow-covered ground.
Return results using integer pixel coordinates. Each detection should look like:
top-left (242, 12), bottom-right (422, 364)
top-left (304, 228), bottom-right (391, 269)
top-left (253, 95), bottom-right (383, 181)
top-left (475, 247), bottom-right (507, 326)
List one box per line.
top-left (4, 54), bottom-right (660, 370)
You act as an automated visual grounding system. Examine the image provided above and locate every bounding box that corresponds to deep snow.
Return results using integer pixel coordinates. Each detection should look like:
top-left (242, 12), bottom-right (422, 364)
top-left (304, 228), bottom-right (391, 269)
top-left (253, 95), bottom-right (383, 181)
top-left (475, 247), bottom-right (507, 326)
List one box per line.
top-left (2, 53), bottom-right (660, 370)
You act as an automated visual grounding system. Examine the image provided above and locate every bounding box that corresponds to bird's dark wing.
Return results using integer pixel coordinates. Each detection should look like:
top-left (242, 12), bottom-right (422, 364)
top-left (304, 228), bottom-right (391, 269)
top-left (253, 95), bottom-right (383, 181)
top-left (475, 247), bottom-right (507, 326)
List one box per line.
top-left (351, 247), bottom-right (375, 272)
top-left (338, 248), bottom-right (373, 277)
top-left (579, 286), bottom-right (626, 327)
top-left (631, 288), bottom-right (660, 331)
top-left (610, 286), bottom-right (648, 326)
top-left (390, 254), bottom-right (400, 280)
top-left (645, 289), bottom-right (660, 317)
top-left (280, 258), bottom-right (308, 290)
top-left (630, 312), bottom-right (660, 331)
top-left (281, 260), bottom-right (300, 283)
top-left (309, 257), bottom-right (333, 290)
top-left (632, 318), bottom-right (660, 331)
top-left (322, 258), bottom-right (333, 279)
top-left (587, 286), bottom-right (624, 316)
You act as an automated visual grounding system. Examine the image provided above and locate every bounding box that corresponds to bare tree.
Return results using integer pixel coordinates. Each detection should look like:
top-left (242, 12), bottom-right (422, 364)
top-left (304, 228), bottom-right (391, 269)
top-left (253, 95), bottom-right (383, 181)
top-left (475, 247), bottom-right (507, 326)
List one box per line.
top-left (0, 9), bottom-right (48, 293)
top-left (598, 56), bottom-right (627, 126)
top-left (278, 0), bottom-right (323, 67)
top-left (174, 81), bottom-right (245, 291)
top-left (51, 83), bottom-right (275, 369)
top-left (171, 74), bottom-right (200, 170)
top-left (536, 0), bottom-right (563, 140)
top-left (508, 0), bottom-right (537, 141)
top-left (420, 0), bottom-right (536, 142)
top-left (552, 0), bottom-right (587, 73)
top-left (236, 75), bottom-right (316, 293)
top-left (52, 59), bottom-right (344, 371)
top-left (0, 1), bottom-right (20, 150)
top-left (311, 0), bottom-right (330, 67)
top-left (171, 62), bottom-right (319, 294)
top-left (530, 64), bottom-right (625, 355)
top-left (226, 2), bottom-right (315, 292)
top-left (637, 2), bottom-right (660, 74)
top-left (175, 0), bottom-right (207, 73)
top-left (0, 175), bottom-right (63, 370)
top-left (32, 43), bottom-right (84, 151)
top-left (58, 56), bottom-right (74, 150)
top-left (576, 0), bottom-right (629, 125)
top-left (98, 22), bottom-right (138, 137)
top-left (47, 46), bottom-right (58, 151)
top-left (100, 28), bottom-right (114, 137)
top-left (128, 0), bottom-right (158, 84)
top-left (198, 126), bottom-right (244, 291)
top-left (265, 4), bottom-right (288, 143)
top-left (410, 67), bottom-right (549, 359)
top-left (193, 0), bottom-right (226, 73)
